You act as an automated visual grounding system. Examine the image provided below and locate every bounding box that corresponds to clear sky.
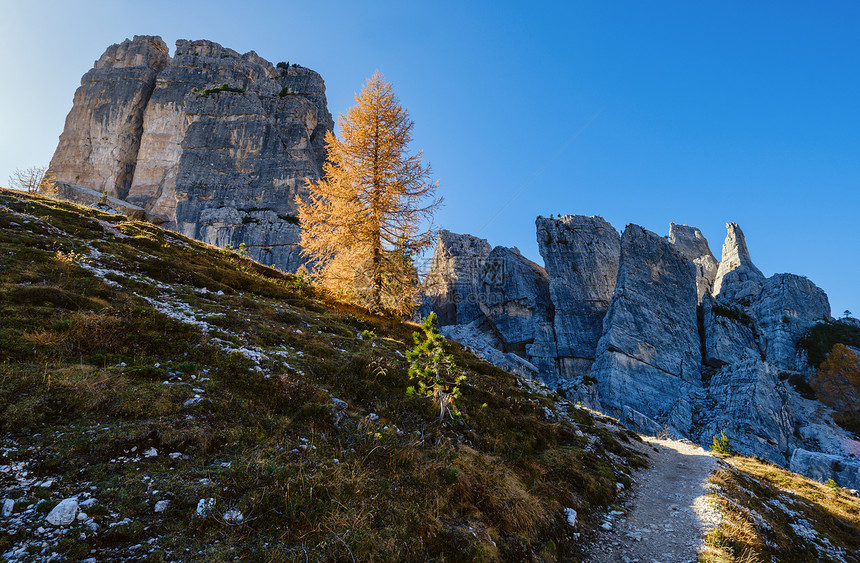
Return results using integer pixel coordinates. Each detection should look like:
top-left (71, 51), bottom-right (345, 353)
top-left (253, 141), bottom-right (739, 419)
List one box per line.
top-left (1, 1), bottom-right (858, 316)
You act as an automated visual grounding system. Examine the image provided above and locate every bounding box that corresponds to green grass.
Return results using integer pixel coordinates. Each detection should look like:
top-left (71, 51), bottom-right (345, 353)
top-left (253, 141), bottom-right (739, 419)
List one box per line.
top-left (0, 188), bottom-right (644, 561)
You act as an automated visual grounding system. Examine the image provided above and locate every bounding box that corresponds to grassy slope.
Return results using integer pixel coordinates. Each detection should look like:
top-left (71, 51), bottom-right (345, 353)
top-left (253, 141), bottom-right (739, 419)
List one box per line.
top-left (702, 456), bottom-right (860, 562)
top-left (0, 189), bottom-right (646, 562)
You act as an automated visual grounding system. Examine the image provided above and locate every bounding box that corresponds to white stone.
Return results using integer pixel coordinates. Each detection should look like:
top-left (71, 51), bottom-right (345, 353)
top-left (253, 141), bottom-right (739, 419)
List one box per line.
top-left (1, 499), bottom-right (14, 517)
top-left (46, 498), bottom-right (79, 526)
top-left (564, 507), bottom-right (577, 527)
top-left (154, 500), bottom-right (170, 513)
top-left (223, 509), bottom-right (244, 524)
top-left (196, 498), bottom-right (215, 517)
top-left (143, 447), bottom-right (158, 458)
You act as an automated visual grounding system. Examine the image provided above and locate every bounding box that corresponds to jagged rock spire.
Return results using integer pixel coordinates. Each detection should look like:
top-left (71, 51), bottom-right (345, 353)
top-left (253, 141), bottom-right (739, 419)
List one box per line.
top-left (712, 222), bottom-right (764, 301)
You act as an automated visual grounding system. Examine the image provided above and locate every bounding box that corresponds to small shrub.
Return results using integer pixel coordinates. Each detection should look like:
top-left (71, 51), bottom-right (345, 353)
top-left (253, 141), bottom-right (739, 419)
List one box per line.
top-left (360, 329), bottom-right (376, 340)
top-left (276, 61), bottom-right (288, 69)
top-left (711, 430), bottom-right (734, 455)
top-left (279, 86), bottom-right (291, 97)
top-left (278, 213), bottom-right (300, 225)
top-left (712, 303), bottom-right (752, 326)
top-left (825, 478), bottom-right (842, 492)
top-left (200, 83), bottom-right (245, 96)
top-left (406, 313), bottom-right (466, 422)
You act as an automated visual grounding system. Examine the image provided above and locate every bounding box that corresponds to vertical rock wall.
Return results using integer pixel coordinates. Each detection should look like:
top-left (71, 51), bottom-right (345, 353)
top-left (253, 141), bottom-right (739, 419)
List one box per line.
top-left (46, 36), bottom-right (334, 272)
top-left (47, 36), bottom-right (170, 198)
top-left (537, 215), bottom-right (620, 377)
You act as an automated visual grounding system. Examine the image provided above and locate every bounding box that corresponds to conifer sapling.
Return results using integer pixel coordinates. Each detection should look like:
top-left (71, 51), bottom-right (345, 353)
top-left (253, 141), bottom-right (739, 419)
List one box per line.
top-left (406, 313), bottom-right (466, 422)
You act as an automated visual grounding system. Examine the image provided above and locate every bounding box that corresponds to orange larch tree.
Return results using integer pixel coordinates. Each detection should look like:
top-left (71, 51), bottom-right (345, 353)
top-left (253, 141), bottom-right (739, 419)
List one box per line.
top-left (297, 71), bottom-right (440, 314)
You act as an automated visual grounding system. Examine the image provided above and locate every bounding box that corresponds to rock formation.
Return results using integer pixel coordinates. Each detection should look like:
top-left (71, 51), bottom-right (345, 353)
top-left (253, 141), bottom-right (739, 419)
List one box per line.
top-left (753, 274), bottom-right (831, 370)
top-left (420, 230), bottom-right (492, 325)
top-left (668, 223), bottom-right (719, 302)
top-left (712, 222), bottom-right (764, 303)
top-left (476, 246), bottom-right (553, 356)
top-left (48, 36), bottom-right (171, 198)
top-left (46, 36), bottom-right (334, 272)
top-left (590, 225), bottom-right (702, 424)
top-left (537, 215), bottom-right (620, 378)
top-left (421, 218), bottom-right (859, 489)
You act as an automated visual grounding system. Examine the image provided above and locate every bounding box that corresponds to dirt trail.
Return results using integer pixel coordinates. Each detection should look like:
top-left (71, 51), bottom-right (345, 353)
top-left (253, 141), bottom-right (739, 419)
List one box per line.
top-left (586, 436), bottom-right (723, 563)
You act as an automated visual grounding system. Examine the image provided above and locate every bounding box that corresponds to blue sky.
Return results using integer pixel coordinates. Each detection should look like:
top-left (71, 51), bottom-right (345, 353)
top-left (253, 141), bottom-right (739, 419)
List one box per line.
top-left (1, 1), bottom-right (858, 315)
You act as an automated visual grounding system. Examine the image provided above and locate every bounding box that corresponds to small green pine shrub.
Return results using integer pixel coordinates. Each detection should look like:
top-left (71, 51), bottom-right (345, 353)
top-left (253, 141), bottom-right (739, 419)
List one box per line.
top-left (279, 86), bottom-right (291, 97)
top-left (278, 213), bottom-right (300, 224)
top-left (406, 313), bottom-right (466, 422)
top-left (712, 430), bottom-right (734, 455)
top-left (276, 61), bottom-right (288, 69)
top-left (825, 478), bottom-right (842, 492)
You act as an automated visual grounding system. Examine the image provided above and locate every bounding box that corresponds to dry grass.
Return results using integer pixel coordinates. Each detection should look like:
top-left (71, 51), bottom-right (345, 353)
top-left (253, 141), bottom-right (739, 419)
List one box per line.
top-left (702, 456), bottom-right (860, 562)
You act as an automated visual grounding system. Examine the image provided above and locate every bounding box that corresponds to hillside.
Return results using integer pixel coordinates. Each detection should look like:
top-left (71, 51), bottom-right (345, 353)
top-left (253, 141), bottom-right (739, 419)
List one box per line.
top-left (1, 189), bottom-right (858, 562)
top-left (0, 189), bottom-right (647, 561)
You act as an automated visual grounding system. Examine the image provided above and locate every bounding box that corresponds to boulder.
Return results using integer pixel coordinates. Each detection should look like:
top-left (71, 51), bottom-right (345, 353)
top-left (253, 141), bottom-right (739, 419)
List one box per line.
top-left (536, 215), bottom-right (620, 375)
top-left (46, 498), bottom-right (79, 526)
top-left (421, 230), bottom-right (492, 325)
top-left (668, 223), bottom-right (719, 302)
top-left (789, 448), bottom-right (860, 490)
top-left (591, 225), bottom-right (702, 421)
top-left (712, 222), bottom-right (764, 304)
top-left (477, 246), bottom-right (553, 356)
top-left (753, 274), bottom-right (831, 370)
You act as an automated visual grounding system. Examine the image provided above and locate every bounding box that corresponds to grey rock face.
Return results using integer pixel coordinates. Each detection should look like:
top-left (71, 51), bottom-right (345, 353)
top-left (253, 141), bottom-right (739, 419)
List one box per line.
top-left (48, 36), bottom-right (170, 198)
top-left (591, 225), bottom-right (702, 419)
top-left (697, 359), bottom-right (795, 465)
top-left (477, 246), bottom-right (553, 356)
top-left (790, 449), bottom-right (860, 490)
top-left (668, 223), bottom-right (719, 302)
top-left (753, 274), bottom-right (831, 370)
top-left (701, 295), bottom-right (760, 367)
top-left (421, 230), bottom-right (492, 325)
top-left (46, 36), bottom-right (334, 272)
top-left (536, 215), bottom-right (620, 375)
top-left (440, 319), bottom-right (540, 380)
top-left (713, 222), bottom-right (764, 303)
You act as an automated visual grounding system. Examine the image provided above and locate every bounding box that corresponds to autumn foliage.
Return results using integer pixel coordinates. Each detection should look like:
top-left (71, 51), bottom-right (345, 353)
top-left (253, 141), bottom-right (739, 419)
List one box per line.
top-left (297, 72), bottom-right (440, 314)
top-left (812, 344), bottom-right (860, 435)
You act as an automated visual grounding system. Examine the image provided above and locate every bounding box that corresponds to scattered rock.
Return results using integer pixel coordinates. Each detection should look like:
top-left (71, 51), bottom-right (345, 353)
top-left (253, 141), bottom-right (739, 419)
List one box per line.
top-left (154, 500), bottom-right (170, 513)
top-left (223, 509), bottom-right (244, 524)
top-left (46, 498), bottom-right (79, 526)
top-left (196, 498), bottom-right (216, 517)
top-left (2, 498), bottom-right (14, 517)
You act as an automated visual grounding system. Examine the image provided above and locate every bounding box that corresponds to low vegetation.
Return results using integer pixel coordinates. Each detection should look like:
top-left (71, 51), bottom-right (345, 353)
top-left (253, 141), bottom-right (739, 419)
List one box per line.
top-left (701, 455), bottom-right (860, 563)
top-left (199, 83), bottom-right (245, 96)
top-left (797, 319), bottom-right (860, 368)
top-left (0, 189), bottom-right (645, 561)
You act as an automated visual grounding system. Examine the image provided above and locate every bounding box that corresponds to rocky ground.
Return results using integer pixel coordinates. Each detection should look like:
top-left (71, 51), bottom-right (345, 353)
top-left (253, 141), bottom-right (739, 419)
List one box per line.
top-left (586, 437), bottom-right (722, 563)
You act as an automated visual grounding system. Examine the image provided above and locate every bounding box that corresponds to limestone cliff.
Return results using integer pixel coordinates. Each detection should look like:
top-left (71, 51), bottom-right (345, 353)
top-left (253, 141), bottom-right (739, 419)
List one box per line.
top-left (48, 36), bottom-right (170, 198)
top-left (537, 215), bottom-right (620, 378)
top-left (421, 218), bottom-right (858, 489)
top-left (590, 224), bottom-right (702, 424)
top-left (46, 36), bottom-right (333, 272)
